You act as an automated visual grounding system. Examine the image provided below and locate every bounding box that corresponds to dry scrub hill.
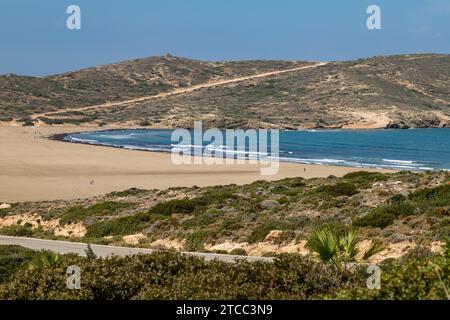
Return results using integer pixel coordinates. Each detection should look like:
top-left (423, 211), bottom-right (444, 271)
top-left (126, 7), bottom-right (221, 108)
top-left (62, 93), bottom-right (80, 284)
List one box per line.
top-left (1, 54), bottom-right (449, 129)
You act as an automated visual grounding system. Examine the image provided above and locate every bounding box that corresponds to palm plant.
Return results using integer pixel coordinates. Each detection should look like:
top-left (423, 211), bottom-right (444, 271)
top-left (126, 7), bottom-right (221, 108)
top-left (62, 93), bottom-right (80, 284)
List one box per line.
top-left (338, 228), bottom-right (359, 265)
top-left (306, 225), bottom-right (384, 269)
top-left (305, 225), bottom-right (338, 265)
top-left (29, 251), bottom-right (61, 270)
top-left (362, 239), bottom-right (385, 260)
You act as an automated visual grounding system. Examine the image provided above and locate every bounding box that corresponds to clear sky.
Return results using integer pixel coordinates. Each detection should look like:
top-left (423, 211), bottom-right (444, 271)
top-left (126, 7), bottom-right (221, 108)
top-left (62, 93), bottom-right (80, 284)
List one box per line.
top-left (1, 0), bottom-right (449, 76)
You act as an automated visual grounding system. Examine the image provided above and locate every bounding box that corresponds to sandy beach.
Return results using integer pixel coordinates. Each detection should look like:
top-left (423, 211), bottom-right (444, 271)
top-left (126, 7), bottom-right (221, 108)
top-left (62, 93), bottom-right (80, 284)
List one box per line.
top-left (0, 124), bottom-right (393, 203)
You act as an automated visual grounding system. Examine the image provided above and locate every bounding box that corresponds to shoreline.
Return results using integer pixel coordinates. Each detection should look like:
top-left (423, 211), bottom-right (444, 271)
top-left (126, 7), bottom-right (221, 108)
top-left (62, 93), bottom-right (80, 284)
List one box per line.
top-left (0, 124), bottom-right (396, 203)
top-left (54, 127), bottom-right (448, 172)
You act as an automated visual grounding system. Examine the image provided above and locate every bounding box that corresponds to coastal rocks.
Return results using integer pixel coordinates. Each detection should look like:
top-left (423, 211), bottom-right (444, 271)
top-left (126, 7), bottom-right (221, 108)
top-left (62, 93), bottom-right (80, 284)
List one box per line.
top-left (409, 115), bottom-right (442, 128)
top-left (386, 121), bottom-right (410, 129)
top-left (385, 114), bottom-right (447, 129)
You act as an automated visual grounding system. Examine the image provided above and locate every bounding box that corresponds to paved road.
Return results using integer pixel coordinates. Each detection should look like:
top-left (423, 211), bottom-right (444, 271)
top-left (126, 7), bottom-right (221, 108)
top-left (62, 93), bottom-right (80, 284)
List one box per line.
top-left (0, 235), bottom-right (273, 263)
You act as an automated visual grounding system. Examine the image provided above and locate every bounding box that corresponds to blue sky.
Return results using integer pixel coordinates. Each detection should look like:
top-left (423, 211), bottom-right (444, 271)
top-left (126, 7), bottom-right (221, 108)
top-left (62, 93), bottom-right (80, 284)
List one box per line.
top-left (0, 0), bottom-right (449, 76)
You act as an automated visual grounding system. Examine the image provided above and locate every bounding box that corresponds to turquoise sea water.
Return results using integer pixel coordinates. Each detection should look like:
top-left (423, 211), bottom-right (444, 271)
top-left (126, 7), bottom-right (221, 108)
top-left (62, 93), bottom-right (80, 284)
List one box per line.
top-left (64, 129), bottom-right (450, 171)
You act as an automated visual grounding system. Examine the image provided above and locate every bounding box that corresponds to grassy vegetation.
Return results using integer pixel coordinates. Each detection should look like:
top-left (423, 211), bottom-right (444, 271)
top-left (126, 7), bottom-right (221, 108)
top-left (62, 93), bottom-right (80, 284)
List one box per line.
top-left (353, 184), bottom-right (450, 229)
top-left (0, 246), bottom-right (35, 283)
top-left (149, 198), bottom-right (203, 215)
top-left (108, 188), bottom-right (148, 197)
top-left (1, 242), bottom-right (448, 300)
top-left (0, 208), bottom-right (10, 218)
top-left (336, 242), bottom-right (450, 299)
top-left (2, 171), bottom-right (449, 255)
top-left (342, 171), bottom-right (388, 186)
top-left (314, 182), bottom-right (359, 197)
top-left (86, 213), bottom-right (168, 238)
top-left (59, 201), bottom-right (134, 225)
top-left (0, 249), bottom-right (361, 300)
top-left (0, 224), bottom-right (34, 237)
top-left (353, 202), bottom-right (416, 228)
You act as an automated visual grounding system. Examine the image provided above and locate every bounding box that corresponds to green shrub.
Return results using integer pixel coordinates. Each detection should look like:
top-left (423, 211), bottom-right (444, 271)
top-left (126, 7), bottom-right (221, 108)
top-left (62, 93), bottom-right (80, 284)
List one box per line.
top-left (184, 231), bottom-right (212, 251)
top-left (247, 225), bottom-right (274, 243)
top-left (181, 213), bottom-right (217, 228)
top-left (247, 219), bottom-right (307, 244)
top-left (354, 184), bottom-right (450, 229)
top-left (0, 225), bottom-right (33, 237)
top-left (0, 208), bottom-right (9, 218)
top-left (336, 242), bottom-right (450, 300)
top-left (343, 171), bottom-right (388, 185)
top-left (149, 198), bottom-right (204, 215)
top-left (353, 202), bottom-right (416, 228)
top-left (408, 184), bottom-right (450, 208)
top-left (272, 230), bottom-right (296, 244)
top-left (108, 188), bottom-right (147, 197)
top-left (0, 251), bottom-right (359, 300)
top-left (37, 117), bottom-right (64, 125)
top-left (0, 246), bottom-right (35, 283)
top-left (86, 213), bottom-right (168, 237)
top-left (315, 182), bottom-right (358, 197)
top-left (229, 248), bottom-right (247, 256)
top-left (60, 201), bottom-right (134, 225)
top-left (389, 194), bottom-right (406, 204)
top-left (21, 120), bottom-right (35, 126)
top-left (149, 189), bottom-right (236, 216)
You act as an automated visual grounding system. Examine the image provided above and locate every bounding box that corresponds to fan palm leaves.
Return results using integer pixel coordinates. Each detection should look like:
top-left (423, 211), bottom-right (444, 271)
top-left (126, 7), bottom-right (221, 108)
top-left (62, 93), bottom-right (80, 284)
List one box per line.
top-left (362, 239), bottom-right (385, 261)
top-left (306, 225), bottom-right (338, 263)
top-left (306, 225), bottom-right (385, 269)
top-left (29, 251), bottom-right (61, 270)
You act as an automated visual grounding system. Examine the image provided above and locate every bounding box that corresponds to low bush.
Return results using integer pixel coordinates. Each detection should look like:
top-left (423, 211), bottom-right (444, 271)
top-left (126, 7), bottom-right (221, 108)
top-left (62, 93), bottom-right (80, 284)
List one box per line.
top-left (0, 246), bottom-right (35, 283)
top-left (86, 213), bottom-right (168, 238)
top-left (0, 225), bottom-right (33, 237)
top-left (149, 198), bottom-right (204, 215)
top-left (315, 182), bottom-right (359, 197)
top-left (0, 208), bottom-right (9, 218)
top-left (336, 242), bottom-right (450, 300)
top-left (0, 251), bottom-right (360, 300)
top-left (353, 202), bottom-right (416, 228)
top-left (229, 248), bottom-right (247, 256)
top-left (1, 243), bottom-right (448, 300)
top-left (59, 201), bottom-right (134, 225)
top-left (343, 171), bottom-right (388, 185)
top-left (184, 230), bottom-right (213, 251)
top-left (149, 189), bottom-right (236, 216)
top-left (354, 184), bottom-right (450, 229)
top-left (408, 184), bottom-right (450, 209)
top-left (108, 188), bottom-right (147, 197)
top-left (247, 219), bottom-right (304, 244)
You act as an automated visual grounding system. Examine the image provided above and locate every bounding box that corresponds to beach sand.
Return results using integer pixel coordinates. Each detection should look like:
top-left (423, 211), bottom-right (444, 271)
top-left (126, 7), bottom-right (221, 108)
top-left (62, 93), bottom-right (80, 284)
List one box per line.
top-left (0, 124), bottom-right (393, 202)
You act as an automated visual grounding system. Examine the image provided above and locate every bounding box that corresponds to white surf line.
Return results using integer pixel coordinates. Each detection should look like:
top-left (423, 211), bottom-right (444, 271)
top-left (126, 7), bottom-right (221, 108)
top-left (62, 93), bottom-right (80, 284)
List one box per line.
top-left (0, 235), bottom-right (274, 263)
top-left (32, 62), bottom-right (328, 119)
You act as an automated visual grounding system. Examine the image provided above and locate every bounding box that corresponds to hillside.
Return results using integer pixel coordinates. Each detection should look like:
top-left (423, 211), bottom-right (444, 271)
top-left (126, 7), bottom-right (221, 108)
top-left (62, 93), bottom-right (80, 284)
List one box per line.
top-left (1, 54), bottom-right (449, 129)
top-left (1, 171), bottom-right (448, 260)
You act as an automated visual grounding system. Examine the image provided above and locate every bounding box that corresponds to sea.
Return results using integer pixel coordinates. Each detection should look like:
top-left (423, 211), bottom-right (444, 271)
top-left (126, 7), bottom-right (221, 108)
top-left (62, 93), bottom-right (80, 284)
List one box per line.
top-left (63, 128), bottom-right (450, 171)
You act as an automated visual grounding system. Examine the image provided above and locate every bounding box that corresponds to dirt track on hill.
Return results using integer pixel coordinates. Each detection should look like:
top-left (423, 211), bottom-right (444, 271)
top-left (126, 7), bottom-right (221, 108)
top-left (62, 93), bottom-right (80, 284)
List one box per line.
top-left (31, 63), bottom-right (328, 120)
